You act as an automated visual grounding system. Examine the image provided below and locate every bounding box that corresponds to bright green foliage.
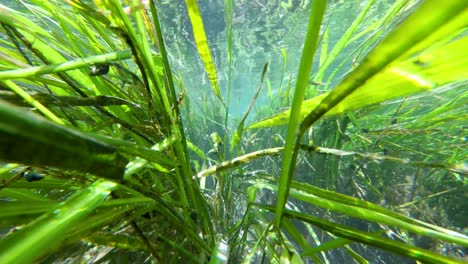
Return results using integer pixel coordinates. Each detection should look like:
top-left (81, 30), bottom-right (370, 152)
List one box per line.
top-left (275, 0), bottom-right (327, 228)
top-left (248, 35), bottom-right (468, 129)
top-left (0, 179), bottom-right (116, 263)
top-left (0, 0), bottom-right (467, 263)
top-left (273, 0), bottom-right (467, 233)
top-left (185, 0), bottom-right (223, 104)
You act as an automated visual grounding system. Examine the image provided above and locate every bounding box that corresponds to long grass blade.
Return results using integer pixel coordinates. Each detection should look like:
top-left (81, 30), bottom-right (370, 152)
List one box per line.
top-left (275, 0), bottom-right (327, 227)
top-left (0, 179), bottom-right (116, 263)
top-left (300, 1), bottom-right (468, 134)
top-left (313, 0), bottom-right (374, 83)
top-left (259, 204), bottom-right (463, 264)
top-left (0, 50), bottom-right (131, 80)
top-left (230, 62), bottom-right (268, 151)
top-left (0, 80), bottom-right (63, 124)
top-left (184, 0), bottom-right (223, 103)
top-left (0, 91), bottom-right (138, 108)
top-left (248, 34), bottom-right (468, 129)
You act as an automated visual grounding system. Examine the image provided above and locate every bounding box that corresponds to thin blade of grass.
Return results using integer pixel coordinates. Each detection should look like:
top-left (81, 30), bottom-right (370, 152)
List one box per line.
top-left (0, 50), bottom-right (131, 80)
top-left (230, 62), bottom-right (268, 151)
top-left (184, 0), bottom-right (223, 104)
top-left (248, 34), bottom-right (468, 129)
top-left (0, 80), bottom-right (63, 124)
top-left (0, 91), bottom-right (137, 107)
top-left (301, 237), bottom-right (352, 257)
top-left (260, 204), bottom-right (463, 264)
top-left (260, 181), bottom-right (468, 246)
top-left (313, 0), bottom-right (374, 83)
top-left (0, 179), bottom-right (116, 264)
top-left (275, 0), bottom-right (327, 228)
top-left (223, 0), bottom-right (234, 136)
top-left (0, 188), bottom-right (54, 202)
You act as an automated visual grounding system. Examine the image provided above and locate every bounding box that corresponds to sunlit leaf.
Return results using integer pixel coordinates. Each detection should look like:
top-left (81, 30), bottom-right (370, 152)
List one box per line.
top-left (184, 0), bottom-right (223, 103)
top-left (0, 179), bottom-right (116, 263)
top-left (249, 35), bottom-right (468, 129)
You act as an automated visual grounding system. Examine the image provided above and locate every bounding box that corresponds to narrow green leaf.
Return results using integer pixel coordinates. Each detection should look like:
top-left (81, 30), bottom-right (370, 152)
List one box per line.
top-left (275, 0), bottom-right (327, 227)
top-left (261, 205), bottom-right (464, 264)
top-left (249, 34), bottom-right (468, 129)
top-left (0, 179), bottom-right (116, 263)
top-left (1, 80), bottom-right (63, 124)
top-left (0, 50), bottom-right (131, 80)
top-left (65, 199), bottom-right (156, 242)
top-left (223, 0), bottom-right (234, 136)
top-left (0, 201), bottom-right (57, 217)
top-left (0, 100), bottom-right (128, 179)
top-left (0, 90), bottom-right (137, 108)
top-left (187, 140), bottom-right (206, 160)
top-left (230, 62), bottom-right (268, 151)
top-left (302, 237), bottom-right (352, 257)
top-left (300, 1), bottom-right (468, 134)
top-left (283, 219), bottom-right (309, 251)
top-left (313, 0), bottom-right (374, 82)
top-left (184, 0), bottom-right (223, 103)
top-left (262, 182), bottom-right (468, 246)
top-left (0, 188), bottom-right (55, 202)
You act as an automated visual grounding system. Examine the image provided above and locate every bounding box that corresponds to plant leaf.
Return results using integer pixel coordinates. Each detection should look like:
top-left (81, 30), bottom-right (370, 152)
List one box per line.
top-left (184, 0), bottom-right (223, 103)
top-left (0, 179), bottom-right (116, 263)
top-left (248, 35), bottom-right (468, 129)
top-left (0, 100), bottom-right (128, 179)
top-left (275, 0), bottom-right (327, 227)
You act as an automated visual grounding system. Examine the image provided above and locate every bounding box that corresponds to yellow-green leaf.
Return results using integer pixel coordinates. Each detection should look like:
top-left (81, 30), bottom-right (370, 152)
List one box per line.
top-left (248, 36), bottom-right (468, 129)
top-left (185, 0), bottom-right (223, 102)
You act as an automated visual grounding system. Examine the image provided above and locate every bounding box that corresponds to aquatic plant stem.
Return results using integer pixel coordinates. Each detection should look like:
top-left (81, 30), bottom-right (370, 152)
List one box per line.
top-left (149, 0), bottom-right (215, 242)
top-left (275, 0), bottom-right (327, 228)
top-left (195, 145), bottom-right (465, 179)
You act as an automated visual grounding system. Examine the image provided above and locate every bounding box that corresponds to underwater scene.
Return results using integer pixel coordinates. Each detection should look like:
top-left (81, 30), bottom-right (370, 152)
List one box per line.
top-left (0, 0), bottom-right (467, 263)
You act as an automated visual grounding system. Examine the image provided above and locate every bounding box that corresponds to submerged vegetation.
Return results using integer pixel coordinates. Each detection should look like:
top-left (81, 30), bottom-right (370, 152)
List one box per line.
top-left (0, 0), bottom-right (467, 263)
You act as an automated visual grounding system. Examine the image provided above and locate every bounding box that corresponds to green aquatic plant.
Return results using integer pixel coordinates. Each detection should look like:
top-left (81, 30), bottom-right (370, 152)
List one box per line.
top-left (0, 0), bottom-right (467, 263)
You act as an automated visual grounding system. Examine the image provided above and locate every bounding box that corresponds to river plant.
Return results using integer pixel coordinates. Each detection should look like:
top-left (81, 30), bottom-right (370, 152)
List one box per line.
top-left (0, 0), bottom-right (467, 263)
